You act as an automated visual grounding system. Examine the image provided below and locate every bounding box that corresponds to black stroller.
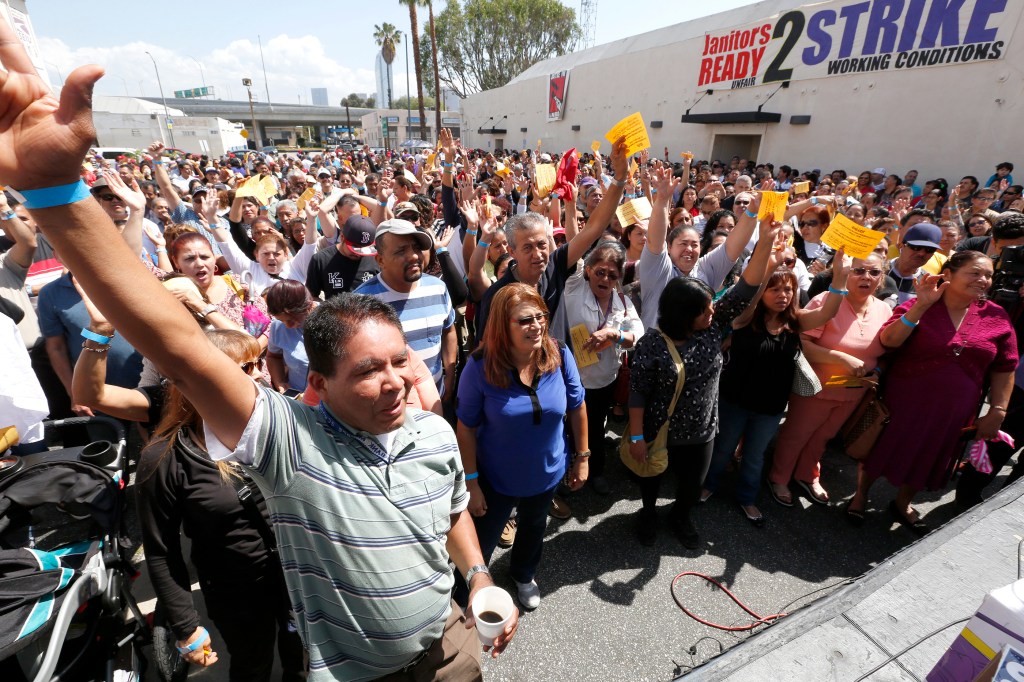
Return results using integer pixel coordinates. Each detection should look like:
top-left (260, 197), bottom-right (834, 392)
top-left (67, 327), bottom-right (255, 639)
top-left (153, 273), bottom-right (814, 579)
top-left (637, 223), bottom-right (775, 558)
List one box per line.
top-left (0, 416), bottom-right (149, 682)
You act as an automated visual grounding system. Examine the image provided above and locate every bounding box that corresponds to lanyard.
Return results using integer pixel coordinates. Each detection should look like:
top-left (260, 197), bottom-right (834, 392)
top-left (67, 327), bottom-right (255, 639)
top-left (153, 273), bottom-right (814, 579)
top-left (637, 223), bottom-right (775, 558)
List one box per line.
top-left (318, 402), bottom-right (391, 465)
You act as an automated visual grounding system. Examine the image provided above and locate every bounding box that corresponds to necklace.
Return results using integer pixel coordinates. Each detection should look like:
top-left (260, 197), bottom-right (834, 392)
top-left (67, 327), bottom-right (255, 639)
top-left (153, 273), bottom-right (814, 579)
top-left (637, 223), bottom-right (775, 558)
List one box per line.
top-left (847, 299), bottom-right (871, 337)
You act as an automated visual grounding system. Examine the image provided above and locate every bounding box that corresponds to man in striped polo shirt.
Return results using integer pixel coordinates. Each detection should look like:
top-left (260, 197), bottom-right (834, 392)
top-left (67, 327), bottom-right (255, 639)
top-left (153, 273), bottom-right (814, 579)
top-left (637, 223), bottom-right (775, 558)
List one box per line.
top-left (355, 218), bottom-right (457, 398)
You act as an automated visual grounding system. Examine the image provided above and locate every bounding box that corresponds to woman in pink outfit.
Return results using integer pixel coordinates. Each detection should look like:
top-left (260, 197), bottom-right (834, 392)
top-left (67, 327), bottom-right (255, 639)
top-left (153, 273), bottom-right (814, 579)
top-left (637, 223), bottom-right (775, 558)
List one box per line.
top-left (768, 253), bottom-right (891, 507)
top-left (847, 251), bottom-right (1017, 533)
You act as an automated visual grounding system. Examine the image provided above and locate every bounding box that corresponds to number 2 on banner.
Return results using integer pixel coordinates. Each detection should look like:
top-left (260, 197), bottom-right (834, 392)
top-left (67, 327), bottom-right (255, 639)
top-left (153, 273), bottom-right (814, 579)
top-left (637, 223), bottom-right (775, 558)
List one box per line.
top-left (763, 11), bottom-right (805, 84)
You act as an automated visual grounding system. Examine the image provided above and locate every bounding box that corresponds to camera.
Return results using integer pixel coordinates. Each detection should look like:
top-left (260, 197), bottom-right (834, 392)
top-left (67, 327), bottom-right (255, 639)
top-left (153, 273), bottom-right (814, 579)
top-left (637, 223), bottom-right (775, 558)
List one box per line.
top-left (990, 244), bottom-right (1024, 313)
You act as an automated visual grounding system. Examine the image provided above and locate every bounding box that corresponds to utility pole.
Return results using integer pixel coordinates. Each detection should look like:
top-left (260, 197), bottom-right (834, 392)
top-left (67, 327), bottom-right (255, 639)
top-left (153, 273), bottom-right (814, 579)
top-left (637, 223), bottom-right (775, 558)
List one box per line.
top-left (258, 35), bottom-right (272, 109)
top-left (404, 31), bottom-right (411, 145)
top-left (145, 51), bottom-right (175, 149)
top-left (243, 78), bottom-right (260, 149)
top-left (191, 58), bottom-right (207, 93)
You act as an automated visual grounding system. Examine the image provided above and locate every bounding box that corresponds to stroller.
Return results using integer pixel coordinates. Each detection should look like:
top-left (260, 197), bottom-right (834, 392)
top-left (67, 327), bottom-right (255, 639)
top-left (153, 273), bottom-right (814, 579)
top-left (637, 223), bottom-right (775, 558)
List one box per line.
top-left (0, 416), bottom-right (149, 682)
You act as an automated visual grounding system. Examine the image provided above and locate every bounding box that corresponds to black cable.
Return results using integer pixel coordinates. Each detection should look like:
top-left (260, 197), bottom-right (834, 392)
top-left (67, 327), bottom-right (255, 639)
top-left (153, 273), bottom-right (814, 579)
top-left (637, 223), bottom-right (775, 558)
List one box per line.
top-left (1018, 537), bottom-right (1024, 580)
top-left (777, 578), bottom-right (856, 615)
top-left (851, 617), bottom-right (970, 682)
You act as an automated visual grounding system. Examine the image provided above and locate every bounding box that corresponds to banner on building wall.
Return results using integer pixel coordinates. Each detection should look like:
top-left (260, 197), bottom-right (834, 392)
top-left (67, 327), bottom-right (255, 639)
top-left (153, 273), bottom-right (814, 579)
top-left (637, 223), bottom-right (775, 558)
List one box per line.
top-left (696, 0), bottom-right (1021, 90)
top-left (547, 70), bottom-right (570, 122)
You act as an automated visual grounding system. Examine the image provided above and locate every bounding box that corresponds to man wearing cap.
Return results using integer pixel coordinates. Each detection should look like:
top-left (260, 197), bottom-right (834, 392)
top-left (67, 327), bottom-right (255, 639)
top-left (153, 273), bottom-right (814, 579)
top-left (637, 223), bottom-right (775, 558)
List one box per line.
top-left (355, 219), bottom-right (457, 395)
top-left (317, 169), bottom-right (335, 197)
top-left (871, 167), bottom-right (886, 192)
top-left (888, 223), bottom-right (942, 304)
top-left (202, 165), bottom-right (220, 187)
top-left (306, 214), bottom-right (380, 300)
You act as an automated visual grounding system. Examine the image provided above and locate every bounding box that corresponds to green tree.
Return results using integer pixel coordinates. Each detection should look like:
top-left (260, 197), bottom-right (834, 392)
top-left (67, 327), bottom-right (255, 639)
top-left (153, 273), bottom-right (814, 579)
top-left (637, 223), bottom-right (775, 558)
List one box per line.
top-left (392, 95), bottom-right (436, 111)
top-left (424, 0), bottom-right (579, 98)
top-left (399, 0), bottom-right (428, 140)
top-left (373, 22), bottom-right (401, 107)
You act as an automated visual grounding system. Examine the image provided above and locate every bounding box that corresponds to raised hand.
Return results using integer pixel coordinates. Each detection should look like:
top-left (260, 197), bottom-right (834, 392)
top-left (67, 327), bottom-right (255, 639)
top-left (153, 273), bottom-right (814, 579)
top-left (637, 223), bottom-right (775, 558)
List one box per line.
top-left (459, 198), bottom-right (479, 227)
top-left (831, 247), bottom-right (850, 289)
top-left (651, 166), bottom-right (679, 205)
top-left (914, 273), bottom-right (948, 307)
top-left (439, 127), bottom-right (455, 160)
top-left (434, 225), bottom-right (456, 249)
top-left (610, 136), bottom-right (628, 182)
top-left (102, 169), bottom-right (145, 212)
top-left (0, 21), bottom-right (105, 190)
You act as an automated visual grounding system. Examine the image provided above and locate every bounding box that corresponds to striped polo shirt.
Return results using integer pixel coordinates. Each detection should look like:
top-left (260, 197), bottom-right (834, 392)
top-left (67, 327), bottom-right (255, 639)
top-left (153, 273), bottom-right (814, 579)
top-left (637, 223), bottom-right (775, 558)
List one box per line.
top-left (354, 274), bottom-right (455, 384)
top-left (207, 388), bottom-right (468, 681)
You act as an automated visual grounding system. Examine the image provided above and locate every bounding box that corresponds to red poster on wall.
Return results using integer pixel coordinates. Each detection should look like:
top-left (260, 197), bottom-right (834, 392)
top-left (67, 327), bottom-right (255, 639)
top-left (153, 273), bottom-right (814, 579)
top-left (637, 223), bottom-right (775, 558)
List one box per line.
top-left (547, 70), bottom-right (570, 122)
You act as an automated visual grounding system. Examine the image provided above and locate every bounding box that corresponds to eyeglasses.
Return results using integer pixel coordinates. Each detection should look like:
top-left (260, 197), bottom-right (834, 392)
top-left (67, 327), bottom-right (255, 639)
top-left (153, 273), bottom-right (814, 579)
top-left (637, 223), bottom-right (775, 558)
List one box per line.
top-left (798, 220), bottom-right (820, 228)
top-left (851, 267), bottom-right (883, 277)
top-left (96, 193), bottom-right (122, 202)
top-left (734, 199), bottom-right (750, 206)
top-left (906, 244), bottom-right (937, 254)
top-left (781, 258), bottom-right (796, 267)
top-left (974, 195), bottom-right (996, 201)
top-left (240, 361), bottom-right (257, 374)
top-left (515, 313), bottom-right (547, 328)
top-left (968, 220), bottom-right (989, 227)
top-left (591, 268), bottom-right (620, 281)
top-left (1004, 190), bottom-right (1021, 196)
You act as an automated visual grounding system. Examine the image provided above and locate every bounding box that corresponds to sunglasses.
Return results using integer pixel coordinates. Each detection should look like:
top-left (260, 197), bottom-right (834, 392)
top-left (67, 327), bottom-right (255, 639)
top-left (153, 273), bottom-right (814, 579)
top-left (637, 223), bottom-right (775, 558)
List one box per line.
top-left (96, 193), bottom-right (122, 202)
top-left (968, 220), bottom-right (989, 227)
top-left (734, 199), bottom-right (750, 206)
top-left (240, 361), bottom-right (257, 374)
top-left (798, 220), bottom-right (820, 227)
top-left (516, 313), bottom-right (547, 328)
top-left (590, 268), bottom-right (620, 281)
top-left (851, 267), bottom-right (883, 276)
top-left (907, 244), bottom-right (937, 254)
top-left (781, 258), bottom-right (796, 267)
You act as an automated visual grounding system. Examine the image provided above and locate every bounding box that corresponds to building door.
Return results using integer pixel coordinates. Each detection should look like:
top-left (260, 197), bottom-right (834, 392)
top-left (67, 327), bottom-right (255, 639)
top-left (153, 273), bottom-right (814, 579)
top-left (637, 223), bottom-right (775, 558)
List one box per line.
top-left (710, 134), bottom-right (761, 165)
top-left (495, 138), bottom-right (504, 152)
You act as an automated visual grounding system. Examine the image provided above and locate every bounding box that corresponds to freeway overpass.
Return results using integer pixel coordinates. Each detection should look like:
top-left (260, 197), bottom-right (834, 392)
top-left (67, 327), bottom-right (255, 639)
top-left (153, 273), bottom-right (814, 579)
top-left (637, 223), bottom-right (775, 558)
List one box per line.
top-left (140, 97), bottom-right (373, 143)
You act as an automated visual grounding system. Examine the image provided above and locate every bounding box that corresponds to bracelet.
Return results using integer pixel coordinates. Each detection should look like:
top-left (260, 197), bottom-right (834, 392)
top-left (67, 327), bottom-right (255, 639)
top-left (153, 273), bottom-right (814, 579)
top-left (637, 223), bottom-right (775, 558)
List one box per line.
top-left (617, 330), bottom-right (624, 346)
top-left (991, 406), bottom-right (1008, 413)
top-left (811, 196), bottom-right (819, 205)
top-left (10, 180), bottom-right (92, 210)
top-left (828, 287), bottom-right (848, 295)
top-left (477, 241), bottom-right (490, 249)
top-left (630, 434), bottom-right (644, 442)
top-left (441, 162), bottom-right (453, 168)
top-left (744, 209), bottom-right (757, 219)
top-left (378, 199), bottom-right (388, 207)
top-left (81, 328), bottom-right (113, 345)
top-left (611, 178), bottom-right (626, 187)
top-left (197, 304), bottom-right (218, 319)
top-left (466, 229), bottom-right (478, 236)
top-left (81, 341), bottom-right (111, 353)
top-left (435, 246), bottom-right (448, 254)
top-left (176, 627), bottom-right (209, 654)
top-left (156, 247), bottom-right (168, 254)
top-left (0, 210), bottom-right (15, 221)
top-left (464, 471), bottom-right (479, 481)
top-left (899, 315), bottom-right (918, 329)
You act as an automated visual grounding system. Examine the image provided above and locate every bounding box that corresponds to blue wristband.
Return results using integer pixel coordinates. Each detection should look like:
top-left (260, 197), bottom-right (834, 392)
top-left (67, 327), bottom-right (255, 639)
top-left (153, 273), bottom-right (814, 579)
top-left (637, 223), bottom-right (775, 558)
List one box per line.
top-left (465, 472), bottom-right (479, 480)
top-left (744, 209), bottom-right (757, 219)
top-left (811, 196), bottom-right (819, 205)
top-left (81, 328), bottom-right (113, 345)
top-left (435, 246), bottom-right (448, 254)
top-left (12, 180), bottom-right (92, 210)
top-left (900, 315), bottom-right (918, 328)
top-left (630, 435), bottom-right (644, 442)
top-left (828, 287), bottom-right (848, 295)
top-left (466, 229), bottom-right (479, 236)
top-left (618, 330), bottom-right (624, 345)
top-left (176, 626), bottom-right (209, 654)
top-left (478, 241), bottom-right (490, 249)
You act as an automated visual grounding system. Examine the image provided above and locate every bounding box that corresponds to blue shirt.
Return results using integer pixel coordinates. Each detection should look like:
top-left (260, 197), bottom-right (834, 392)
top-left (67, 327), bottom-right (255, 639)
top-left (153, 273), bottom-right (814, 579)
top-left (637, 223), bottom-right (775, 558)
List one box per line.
top-left (37, 273), bottom-right (143, 388)
top-left (268, 320), bottom-right (308, 391)
top-left (456, 344), bottom-right (584, 497)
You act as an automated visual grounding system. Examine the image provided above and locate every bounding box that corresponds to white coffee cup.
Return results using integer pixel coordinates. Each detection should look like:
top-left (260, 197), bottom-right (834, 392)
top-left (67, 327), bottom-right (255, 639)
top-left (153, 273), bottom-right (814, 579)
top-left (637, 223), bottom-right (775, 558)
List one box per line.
top-left (470, 585), bottom-right (515, 645)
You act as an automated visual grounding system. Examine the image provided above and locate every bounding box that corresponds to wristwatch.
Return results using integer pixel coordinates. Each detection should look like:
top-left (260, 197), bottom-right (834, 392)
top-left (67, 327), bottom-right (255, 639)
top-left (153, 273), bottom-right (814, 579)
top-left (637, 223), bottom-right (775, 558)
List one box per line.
top-left (197, 304), bottom-right (218, 319)
top-left (465, 564), bottom-right (490, 583)
top-left (575, 449), bottom-right (592, 458)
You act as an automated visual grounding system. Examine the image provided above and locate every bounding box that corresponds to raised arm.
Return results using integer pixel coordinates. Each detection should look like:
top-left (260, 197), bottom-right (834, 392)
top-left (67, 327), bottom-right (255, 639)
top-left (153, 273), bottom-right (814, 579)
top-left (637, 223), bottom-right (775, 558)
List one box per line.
top-left (103, 169), bottom-right (145, 259)
top-left (646, 166), bottom-right (681, 256)
top-left (741, 217), bottom-right (782, 287)
top-left (147, 141), bottom-right (182, 211)
top-left (0, 192), bottom-right (36, 268)
top-left (0, 38), bottom-right (256, 449)
top-left (567, 136), bottom-right (627, 264)
top-left (797, 248), bottom-right (849, 331)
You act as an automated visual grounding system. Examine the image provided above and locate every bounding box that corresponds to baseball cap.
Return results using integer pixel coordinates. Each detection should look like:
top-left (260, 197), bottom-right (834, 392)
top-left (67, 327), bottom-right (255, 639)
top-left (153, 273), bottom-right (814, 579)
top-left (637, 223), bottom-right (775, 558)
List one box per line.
top-left (552, 227), bottom-right (566, 238)
top-left (342, 215), bottom-right (378, 256)
top-left (191, 185), bottom-right (209, 197)
top-left (204, 166), bottom-right (219, 174)
top-left (903, 223), bottom-right (941, 249)
top-left (539, 153), bottom-right (552, 163)
top-left (393, 201), bottom-right (420, 219)
top-left (317, 170), bottom-right (332, 178)
top-left (872, 167), bottom-right (886, 176)
top-left (375, 218), bottom-right (432, 250)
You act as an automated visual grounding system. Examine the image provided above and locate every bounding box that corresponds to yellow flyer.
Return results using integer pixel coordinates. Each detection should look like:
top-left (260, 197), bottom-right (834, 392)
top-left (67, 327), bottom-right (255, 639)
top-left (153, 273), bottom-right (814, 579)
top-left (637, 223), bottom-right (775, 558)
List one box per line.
top-left (791, 181), bottom-right (810, 195)
top-left (820, 214), bottom-right (885, 259)
top-left (758, 191), bottom-right (789, 222)
top-left (590, 140), bottom-right (601, 152)
top-left (569, 324), bottom-right (599, 368)
top-left (615, 197), bottom-right (653, 227)
top-left (825, 375), bottom-right (870, 388)
top-left (296, 187), bottom-right (316, 211)
top-left (534, 164), bottom-right (557, 198)
top-left (604, 112), bottom-right (650, 157)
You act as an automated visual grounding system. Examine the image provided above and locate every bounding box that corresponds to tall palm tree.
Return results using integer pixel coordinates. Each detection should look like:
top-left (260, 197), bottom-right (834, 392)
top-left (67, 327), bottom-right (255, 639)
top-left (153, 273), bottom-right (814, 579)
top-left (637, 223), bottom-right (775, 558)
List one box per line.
top-left (399, 0), bottom-right (427, 140)
top-left (373, 22), bottom-right (401, 108)
top-left (424, 0), bottom-right (443, 136)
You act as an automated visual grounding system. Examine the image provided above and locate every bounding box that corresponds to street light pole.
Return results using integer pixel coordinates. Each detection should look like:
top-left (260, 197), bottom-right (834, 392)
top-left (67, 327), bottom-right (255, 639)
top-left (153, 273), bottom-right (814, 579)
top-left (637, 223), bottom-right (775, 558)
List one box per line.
top-left (243, 78), bottom-right (261, 149)
top-left (145, 51), bottom-right (175, 149)
top-left (191, 58), bottom-right (207, 93)
top-left (404, 31), bottom-right (411, 146)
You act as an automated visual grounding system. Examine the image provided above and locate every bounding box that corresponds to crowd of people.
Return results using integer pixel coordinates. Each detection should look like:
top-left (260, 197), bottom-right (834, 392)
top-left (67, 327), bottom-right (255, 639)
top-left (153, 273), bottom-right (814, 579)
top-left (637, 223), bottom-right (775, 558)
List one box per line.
top-left (2, 33), bottom-right (1023, 680)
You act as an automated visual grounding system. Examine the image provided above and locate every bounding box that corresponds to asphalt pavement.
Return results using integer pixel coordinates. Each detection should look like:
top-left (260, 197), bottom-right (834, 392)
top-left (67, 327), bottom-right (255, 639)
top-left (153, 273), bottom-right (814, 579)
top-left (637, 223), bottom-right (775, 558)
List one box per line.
top-left (131, 432), bottom-right (1009, 682)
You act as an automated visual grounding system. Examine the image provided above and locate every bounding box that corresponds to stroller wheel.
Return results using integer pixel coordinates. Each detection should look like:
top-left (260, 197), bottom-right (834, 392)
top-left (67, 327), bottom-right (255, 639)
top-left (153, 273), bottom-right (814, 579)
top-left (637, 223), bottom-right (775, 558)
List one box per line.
top-left (151, 605), bottom-right (189, 682)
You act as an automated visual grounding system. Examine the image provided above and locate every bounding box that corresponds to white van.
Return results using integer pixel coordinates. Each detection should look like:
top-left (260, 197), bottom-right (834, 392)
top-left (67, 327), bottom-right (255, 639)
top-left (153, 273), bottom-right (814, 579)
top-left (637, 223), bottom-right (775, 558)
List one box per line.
top-left (91, 147), bottom-right (137, 161)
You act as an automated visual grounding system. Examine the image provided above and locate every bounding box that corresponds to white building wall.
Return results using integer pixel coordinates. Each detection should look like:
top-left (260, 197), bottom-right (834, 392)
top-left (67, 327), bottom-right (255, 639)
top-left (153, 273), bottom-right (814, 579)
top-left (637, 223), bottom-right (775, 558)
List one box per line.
top-left (92, 97), bottom-right (247, 156)
top-left (462, 0), bottom-right (1024, 181)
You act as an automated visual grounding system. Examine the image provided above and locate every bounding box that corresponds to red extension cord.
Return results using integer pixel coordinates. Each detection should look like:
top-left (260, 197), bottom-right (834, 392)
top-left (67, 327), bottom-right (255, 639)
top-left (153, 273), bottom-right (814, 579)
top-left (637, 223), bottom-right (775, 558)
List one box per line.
top-left (670, 572), bottom-right (788, 631)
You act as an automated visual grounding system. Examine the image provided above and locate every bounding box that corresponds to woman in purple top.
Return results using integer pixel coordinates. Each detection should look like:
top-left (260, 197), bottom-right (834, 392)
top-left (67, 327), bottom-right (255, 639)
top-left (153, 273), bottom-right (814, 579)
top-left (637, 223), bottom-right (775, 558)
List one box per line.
top-left (455, 283), bottom-right (588, 611)
top-left (847, 251), bottom-right (1018, 533)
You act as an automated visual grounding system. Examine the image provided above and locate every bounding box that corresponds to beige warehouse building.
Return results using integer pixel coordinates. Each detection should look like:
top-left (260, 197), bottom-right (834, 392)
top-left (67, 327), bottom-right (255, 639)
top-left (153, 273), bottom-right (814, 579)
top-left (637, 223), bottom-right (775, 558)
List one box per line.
top-left (461, 0), bottom-right (1023, 179)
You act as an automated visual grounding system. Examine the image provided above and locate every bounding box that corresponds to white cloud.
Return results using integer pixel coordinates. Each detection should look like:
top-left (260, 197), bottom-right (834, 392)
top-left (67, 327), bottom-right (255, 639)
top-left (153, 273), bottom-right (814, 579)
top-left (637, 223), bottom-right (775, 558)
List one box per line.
top-left (39, 34), bottom-right (392, 105)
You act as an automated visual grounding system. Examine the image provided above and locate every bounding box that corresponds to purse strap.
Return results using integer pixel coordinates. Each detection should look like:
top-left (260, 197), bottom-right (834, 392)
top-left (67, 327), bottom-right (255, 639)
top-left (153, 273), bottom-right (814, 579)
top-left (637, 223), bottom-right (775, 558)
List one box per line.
top-left (660, 330), bottom-right (686, 420)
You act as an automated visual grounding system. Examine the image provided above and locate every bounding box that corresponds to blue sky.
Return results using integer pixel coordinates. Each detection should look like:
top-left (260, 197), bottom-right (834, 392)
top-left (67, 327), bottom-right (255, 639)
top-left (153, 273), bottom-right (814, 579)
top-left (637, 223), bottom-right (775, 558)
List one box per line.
top-left (29, 0), bottom-right (758, 103)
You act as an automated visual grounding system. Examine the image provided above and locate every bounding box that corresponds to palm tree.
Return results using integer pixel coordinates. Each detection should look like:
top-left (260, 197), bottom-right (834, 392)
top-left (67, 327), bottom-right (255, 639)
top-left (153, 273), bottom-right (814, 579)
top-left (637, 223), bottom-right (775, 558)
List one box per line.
top-left (399, 0), bottom-right (427, 140)
top-left (424, 0), bottom-right (443, 136)
top-left (373, 22), bottom-right (401, 108)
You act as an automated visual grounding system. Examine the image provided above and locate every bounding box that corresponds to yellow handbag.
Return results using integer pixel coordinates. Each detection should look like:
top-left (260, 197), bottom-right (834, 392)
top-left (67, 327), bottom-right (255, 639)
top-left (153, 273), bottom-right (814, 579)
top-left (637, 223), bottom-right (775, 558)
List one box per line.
top-left (619, 331), bottom-right (685, 477)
